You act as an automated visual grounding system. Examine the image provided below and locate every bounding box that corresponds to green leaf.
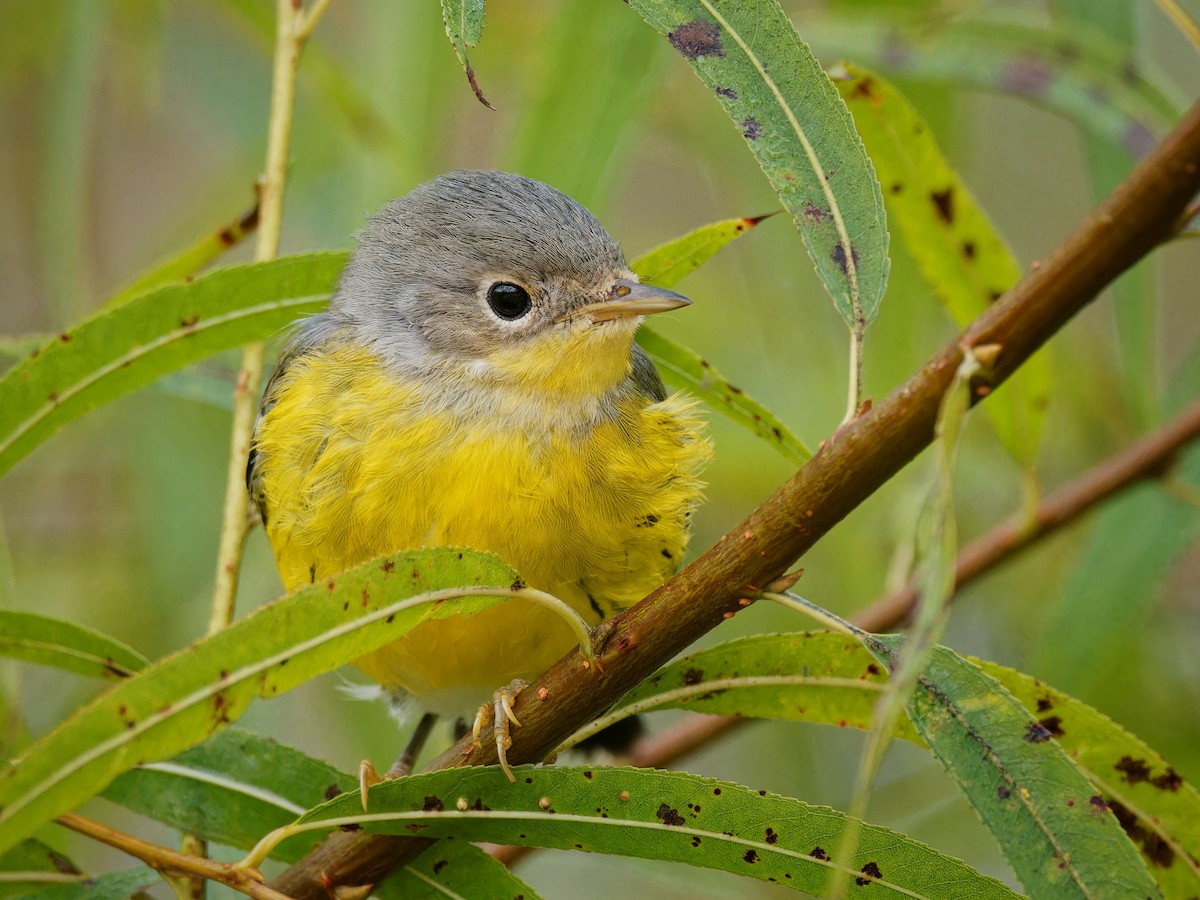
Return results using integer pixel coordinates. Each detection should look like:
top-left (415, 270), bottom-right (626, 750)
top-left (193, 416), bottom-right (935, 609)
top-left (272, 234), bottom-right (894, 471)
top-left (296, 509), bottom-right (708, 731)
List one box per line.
top-left (260, 766), bottom-right (1018, 898)
top-left (627, 0), bottom-right (889, 331)
top-left (0, 840), bottom-right (81, 899)
top-left (977, 659), bottom-right (1200, 895)
top-left (440, 0), bottom-right (492, 108)
top-left (104, 728), bottom-right (356, 863)
top-left (0, 253), bottom-right (347, 479)
top-left (636, 329), bottom-right (811, 464)
top-left (870, 637), bottom-right (1162, 898)
top-left (376, 841), bottom-right (542, 900)
top-left (5, 867), bottom-right (158, 900)
top-left (833, 64), bottom-right (1046, 464)
top-left (105, 728), bottom-right (539, 897)
top-left (812, 19), bottom-right (1180, 158)
top-left (0, 612), bottom-right (148, 680)
top-left (629, 213), bottom-right (812, 463)
top-left (0, 547), bottom-right (522, 857)
top-left (567, 632), bottom-right (918, 749)
top-left (630, 215), bottom-right (768, 289)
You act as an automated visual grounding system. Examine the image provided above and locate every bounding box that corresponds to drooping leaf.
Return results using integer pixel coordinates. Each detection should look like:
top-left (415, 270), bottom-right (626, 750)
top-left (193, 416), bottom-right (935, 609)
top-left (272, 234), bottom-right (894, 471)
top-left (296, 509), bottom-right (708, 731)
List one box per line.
top-left (627, 0), bottom-right (889, 332)
top-left (252, 766), bottom-right (1018, 898)
top-left (977, 659), bottom-right (1200, 896)
top-left (0, 548), bottom-right (524, 857)
top-left (869, 636), bottom-right (1161, 898)
top-left (440, 0), bottom-right (492, 108)
top-left (565, 632), bottom-right (917, 749)
top-left (810, 18), bottom-right (1181, 158)
top-left (0, 253), bottom-right (347, 479)
top-left (833, 64), bottom-right (1046, 464)
top-left (0, 612), bottom-right (148, 680)
top-left (630, 214), bottom-right (812, 463)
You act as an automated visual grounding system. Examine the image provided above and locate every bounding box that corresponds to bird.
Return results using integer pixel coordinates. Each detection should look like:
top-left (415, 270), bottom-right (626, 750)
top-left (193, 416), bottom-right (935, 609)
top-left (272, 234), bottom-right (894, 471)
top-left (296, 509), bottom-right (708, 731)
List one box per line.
top-left (248, 170), bottom-right (709, 780)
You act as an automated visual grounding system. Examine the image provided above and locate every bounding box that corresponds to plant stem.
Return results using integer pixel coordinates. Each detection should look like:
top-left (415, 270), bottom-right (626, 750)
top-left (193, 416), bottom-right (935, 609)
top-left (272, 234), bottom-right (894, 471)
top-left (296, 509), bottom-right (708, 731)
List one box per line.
top-left (57, 814), bottom-right (288, 900)
top-left (208, 0), bottom-right (331, 636)
top-left (843, 322), bottom-right (863, 424)
top-left (273, 99), bottom-right (1200, 899)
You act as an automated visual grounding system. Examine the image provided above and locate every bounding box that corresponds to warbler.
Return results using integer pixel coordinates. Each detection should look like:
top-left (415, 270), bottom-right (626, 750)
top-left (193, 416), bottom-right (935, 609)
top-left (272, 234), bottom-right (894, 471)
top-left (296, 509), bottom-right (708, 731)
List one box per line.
top-left (249, 171), bottom-right (709, 775)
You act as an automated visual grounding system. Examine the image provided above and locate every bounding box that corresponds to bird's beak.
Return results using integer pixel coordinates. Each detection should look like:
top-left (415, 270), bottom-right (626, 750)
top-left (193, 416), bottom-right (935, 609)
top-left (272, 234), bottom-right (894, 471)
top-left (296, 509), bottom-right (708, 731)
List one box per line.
top-left (565, 279), bottom-right (691, 323)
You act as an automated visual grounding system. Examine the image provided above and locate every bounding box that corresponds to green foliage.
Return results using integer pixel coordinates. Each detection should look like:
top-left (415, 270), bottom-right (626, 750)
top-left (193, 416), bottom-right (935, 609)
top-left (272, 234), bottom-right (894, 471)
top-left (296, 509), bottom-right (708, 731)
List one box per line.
top-left (0, 611), bottom-right (147, 680)
top-left (626, 0), bottom-right (890, 333)
top-left (0, 548), bottom-right (519, 856)
top-left (0, 0), bottom-right (1197, 897)
top-left (257, 765), bottom-right (1018, 898)
top-left (0, 254), bottom-right (345, 478)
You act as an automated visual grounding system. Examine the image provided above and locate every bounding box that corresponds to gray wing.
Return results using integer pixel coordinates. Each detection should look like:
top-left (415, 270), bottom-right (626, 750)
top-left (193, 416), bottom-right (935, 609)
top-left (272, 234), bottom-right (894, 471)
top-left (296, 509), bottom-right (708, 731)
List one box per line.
top-left (630, 341), bottom-right (667, 403)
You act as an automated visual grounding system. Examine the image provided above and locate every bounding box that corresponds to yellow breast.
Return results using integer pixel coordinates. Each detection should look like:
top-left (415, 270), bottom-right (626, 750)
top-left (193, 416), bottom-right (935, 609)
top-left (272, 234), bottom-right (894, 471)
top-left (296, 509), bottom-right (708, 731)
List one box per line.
top-left (253, 343), bottom-right (708, 714)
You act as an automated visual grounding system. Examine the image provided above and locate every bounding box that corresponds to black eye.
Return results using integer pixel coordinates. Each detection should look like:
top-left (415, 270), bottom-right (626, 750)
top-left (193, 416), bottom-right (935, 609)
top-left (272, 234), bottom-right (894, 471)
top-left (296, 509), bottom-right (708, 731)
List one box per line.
top-left (486, 282), bottom-right (532, 320)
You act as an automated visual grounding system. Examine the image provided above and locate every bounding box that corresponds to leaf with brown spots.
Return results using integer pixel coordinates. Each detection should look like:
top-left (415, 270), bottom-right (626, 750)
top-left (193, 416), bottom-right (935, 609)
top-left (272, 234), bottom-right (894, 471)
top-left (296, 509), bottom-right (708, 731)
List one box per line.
top-left (627, 0), bottom-right (890, 333)
top-left (440, 0), bottom-right (494, 109)
top-left (0, 610), bottom-right (148, 681)
top-left (833, 63), bottom-right (1047, 465)
top-left (264, 765), bottom-right (1017, 898)
top-left (867, 636), bottom-right (1162, 898)
top-left (0, 254), bottom-right (347, 478)
top-left (0, 547), bottom-right (519, 857)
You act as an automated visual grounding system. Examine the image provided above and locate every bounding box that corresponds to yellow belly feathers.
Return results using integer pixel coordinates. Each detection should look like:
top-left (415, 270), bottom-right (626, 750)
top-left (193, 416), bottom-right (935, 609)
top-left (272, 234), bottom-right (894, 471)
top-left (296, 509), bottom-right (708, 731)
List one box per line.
top-left (254, 343), bottom-right (708, 715)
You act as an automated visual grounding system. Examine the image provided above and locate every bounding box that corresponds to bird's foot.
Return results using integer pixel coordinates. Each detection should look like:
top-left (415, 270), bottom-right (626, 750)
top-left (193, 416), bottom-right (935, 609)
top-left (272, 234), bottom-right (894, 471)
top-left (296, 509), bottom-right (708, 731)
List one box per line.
top-left (472, 678), bottom-right (530, 782)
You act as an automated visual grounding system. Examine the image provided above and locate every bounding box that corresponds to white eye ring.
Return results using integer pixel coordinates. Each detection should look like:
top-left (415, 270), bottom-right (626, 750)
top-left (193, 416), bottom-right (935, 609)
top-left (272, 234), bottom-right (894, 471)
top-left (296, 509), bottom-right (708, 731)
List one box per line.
top-left (486, 282), bottom-right (532, 320)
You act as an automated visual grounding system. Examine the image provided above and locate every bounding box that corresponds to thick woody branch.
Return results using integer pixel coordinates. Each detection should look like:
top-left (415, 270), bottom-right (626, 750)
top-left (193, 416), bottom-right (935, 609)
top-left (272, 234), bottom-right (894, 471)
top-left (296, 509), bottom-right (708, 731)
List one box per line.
top-left (273, 101), bottom-right (1200, 898)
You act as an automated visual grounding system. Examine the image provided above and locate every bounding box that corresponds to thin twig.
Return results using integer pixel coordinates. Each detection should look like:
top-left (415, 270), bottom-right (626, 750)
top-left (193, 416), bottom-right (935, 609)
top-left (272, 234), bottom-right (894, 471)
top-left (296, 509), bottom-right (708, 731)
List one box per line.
top-left (208, 0), bottom-right (331, 636)
top-left (57, 814), bottom-right (288, 900)
top-left (273, 101), bottom-right (1200, 900)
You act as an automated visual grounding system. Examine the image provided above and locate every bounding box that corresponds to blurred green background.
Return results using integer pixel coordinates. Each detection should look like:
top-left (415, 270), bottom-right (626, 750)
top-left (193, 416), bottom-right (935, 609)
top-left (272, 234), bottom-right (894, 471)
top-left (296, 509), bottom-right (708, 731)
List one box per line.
top-left (1, 0), bottom-right (1198, 894)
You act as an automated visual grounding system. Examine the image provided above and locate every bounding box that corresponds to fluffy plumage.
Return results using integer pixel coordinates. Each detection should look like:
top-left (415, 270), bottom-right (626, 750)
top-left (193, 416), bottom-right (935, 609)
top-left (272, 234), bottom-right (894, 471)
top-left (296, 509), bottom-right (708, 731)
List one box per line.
top-left (250, 170), bottom-right (709, 715)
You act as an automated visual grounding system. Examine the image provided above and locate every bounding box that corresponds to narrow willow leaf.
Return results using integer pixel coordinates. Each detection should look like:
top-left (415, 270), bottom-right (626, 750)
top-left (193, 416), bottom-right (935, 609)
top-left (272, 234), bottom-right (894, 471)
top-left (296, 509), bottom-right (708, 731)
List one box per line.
top-left (0, 840), bottom-right (83, 899)
top-left (0, 338), bottom-right (47, 369)
top-left (978, 659), bottom-right (1200, 896)
top-left (627, 0), bottom-right (889, 331)
top-left (0, 253), bottom-right (347, 479)
top-left (630, 214), bottom-right (768, 289)
top-left (630, 213), bottom-right (812, 463)
top-left (567, 632), bottom-right (918, 749)
top-left (869, 637), bottom-right (1161, 898)
top-left (813, 19), bottom-right (1180, 158)
top-left (256, 766), bottom-right (1017, 898)
top-left (0, 548), bottom-right (522, 856)
top-left (636, 329), bottom-right (811, 464)
top-left (376, 841), bottom-right (542, 900)
top-left (0, 612), bottom-right (148, 680)
top-left (104, 728), bottom-right (357, 863)
top-left (100, 202), bottom-right (260, 312)
top-left (5, 867), bottom-right (159, 900)
top-left (441, 0), bottom-right (492, 108)
top-left (833, 64), bottom-right (1046, 464)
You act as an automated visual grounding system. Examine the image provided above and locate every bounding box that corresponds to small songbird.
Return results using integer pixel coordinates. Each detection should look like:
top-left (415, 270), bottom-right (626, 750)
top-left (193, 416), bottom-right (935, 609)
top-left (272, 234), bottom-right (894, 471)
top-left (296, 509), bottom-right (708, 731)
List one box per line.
top-left (249, 171), bottom-right (709, 777)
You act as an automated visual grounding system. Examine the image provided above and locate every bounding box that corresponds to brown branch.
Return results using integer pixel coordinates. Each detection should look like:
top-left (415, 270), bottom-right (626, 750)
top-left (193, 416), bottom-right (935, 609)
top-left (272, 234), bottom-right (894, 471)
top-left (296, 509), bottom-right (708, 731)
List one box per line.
top-left (855, 395), bottom-right (1200, 632)
top-left (57, 814), bottom-right (288, 900)
top-left (588, 392), bottom-right (1200, 793)
top-left (272, 101), bottom-right (1200, 898)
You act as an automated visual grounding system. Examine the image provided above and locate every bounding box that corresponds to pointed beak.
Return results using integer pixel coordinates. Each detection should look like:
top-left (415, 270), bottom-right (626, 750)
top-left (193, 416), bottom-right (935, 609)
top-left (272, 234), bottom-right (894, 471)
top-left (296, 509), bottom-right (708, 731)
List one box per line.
top-left (565, 279), bottom-right (691, 324)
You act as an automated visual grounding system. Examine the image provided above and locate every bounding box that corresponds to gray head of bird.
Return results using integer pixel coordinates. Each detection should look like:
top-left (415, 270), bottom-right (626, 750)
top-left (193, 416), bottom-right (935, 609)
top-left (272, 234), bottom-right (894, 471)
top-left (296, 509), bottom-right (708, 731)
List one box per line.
top-left (319, 170), bottom-right (689, 396)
